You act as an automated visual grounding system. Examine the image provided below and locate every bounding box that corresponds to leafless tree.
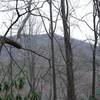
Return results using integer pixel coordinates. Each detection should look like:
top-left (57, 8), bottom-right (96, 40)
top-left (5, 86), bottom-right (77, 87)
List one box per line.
top-left (61, 0), bottom-right (76, 100)
top-left (92, 0), bottom-right (100, 98)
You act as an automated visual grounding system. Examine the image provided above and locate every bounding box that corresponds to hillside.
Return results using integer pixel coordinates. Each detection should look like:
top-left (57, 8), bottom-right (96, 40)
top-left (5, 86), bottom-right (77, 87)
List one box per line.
top-left (0, 34), bottom-right (100, 99)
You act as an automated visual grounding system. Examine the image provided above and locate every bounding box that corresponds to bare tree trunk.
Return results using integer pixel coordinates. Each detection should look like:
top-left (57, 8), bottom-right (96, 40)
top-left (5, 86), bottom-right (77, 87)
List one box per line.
top-left (28, 45), bottom-right (36, 90)
top-left (92, 14), bottom-right (97, 98)
top-left (61, 0), bottom-right (76, 100)
top-left (8, 19), bottom-right (13, 96)
top-left (28, 17), bottom-right (36, 90)
top-left (49, 0), bottom-right (57, 100)
top-left (9, 29), bottom-right (13, 96)
top-left (17, 0), bottom-right (32, 38)
top-left (92, 0), bottom-right (99, 98)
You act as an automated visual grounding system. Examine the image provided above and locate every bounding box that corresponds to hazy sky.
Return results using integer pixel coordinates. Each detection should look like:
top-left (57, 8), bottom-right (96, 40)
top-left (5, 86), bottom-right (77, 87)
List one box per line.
top-left (0, 0), bottom-right (93, 40)
top-left (70, 0), bottom-right (93, 40)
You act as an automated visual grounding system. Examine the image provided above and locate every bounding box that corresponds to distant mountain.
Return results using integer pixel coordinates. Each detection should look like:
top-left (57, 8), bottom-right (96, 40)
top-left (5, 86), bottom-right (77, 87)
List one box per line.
top-left (0, 34), bottom-right (100, 99)
top-left (0, 34), bottom-right (96, 73)
top-left (0, 34), bottom-right (93, 60)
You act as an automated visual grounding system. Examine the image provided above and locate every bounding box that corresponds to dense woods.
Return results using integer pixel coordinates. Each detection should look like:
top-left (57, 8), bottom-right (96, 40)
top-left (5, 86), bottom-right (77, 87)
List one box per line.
top-left (0, 0), bottom-right (100, 100)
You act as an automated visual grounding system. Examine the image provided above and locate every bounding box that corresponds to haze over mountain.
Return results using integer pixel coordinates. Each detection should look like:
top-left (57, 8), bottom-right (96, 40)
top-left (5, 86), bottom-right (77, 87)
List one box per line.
top-left (0, 34), bottom-right (100, 99)
top-left (0, 34), bottom-right (93, 58)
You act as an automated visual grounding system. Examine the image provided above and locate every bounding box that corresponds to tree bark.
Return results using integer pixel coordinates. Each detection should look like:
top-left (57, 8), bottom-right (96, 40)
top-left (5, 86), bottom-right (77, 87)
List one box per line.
top-left (49, 0), bottom-right (57, 100)
top-left (92, 0), bottom-right (98, 98)
top-left (61, 0), bottom-right (76, 100)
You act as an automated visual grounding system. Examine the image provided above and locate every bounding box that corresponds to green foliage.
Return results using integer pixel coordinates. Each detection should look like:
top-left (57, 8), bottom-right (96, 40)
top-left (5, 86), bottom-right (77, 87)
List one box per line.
top-left (0, 96), bottom-right (2, 100)
top-left (10, 80), bottom-right (16, 87)
top-left (23, 96), bottom-right (28, 100)
top-left (15, 76), bottom-right (25, 90)
top-left (3, 81), bottom-right (10, 92)
top-left (0, 74), bottom-right (40, 100)
top-left (28, 90), bottom-right (40, 100)
top-left (88, 95), bottom-right (97, 100)
top-left (0, 83), bottom-right (2, 92)
top-left (16, 94), bottom-right (22, 100)
top-left (96, 88), bottom-right (100, 95)
top-left (5, 94), bottom-right (13, 100)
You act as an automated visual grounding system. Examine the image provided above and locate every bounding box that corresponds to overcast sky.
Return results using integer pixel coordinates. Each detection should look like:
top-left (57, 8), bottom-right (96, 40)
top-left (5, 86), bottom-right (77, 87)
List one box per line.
top-left (0, 0), bottom-right (93, 41)
top-left (70, 0), bottom-right (93, 40)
